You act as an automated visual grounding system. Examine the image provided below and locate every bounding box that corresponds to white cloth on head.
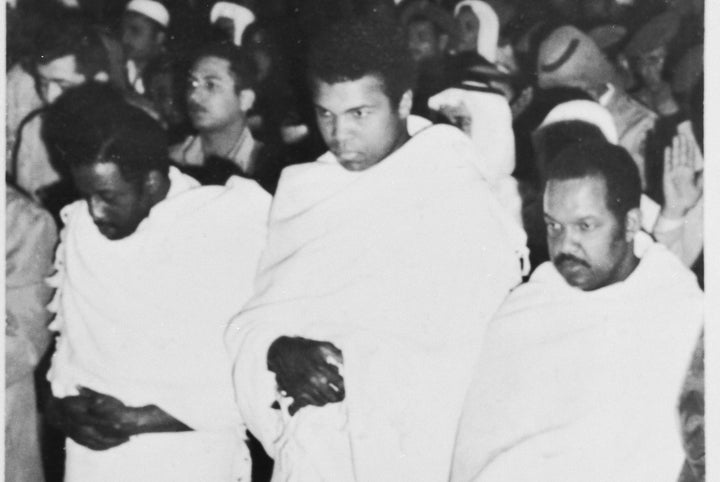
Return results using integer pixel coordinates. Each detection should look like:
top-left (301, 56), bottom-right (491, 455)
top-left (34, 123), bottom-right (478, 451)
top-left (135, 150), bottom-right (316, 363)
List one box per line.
top-left (210, 1), bottom-right (256, 46)
top-left (539, 100), bottom-right (619, 144)
top-left (226, 119), bottom-right (527, 482)
top-left (428, 88), bottom-right (521, 226)
top-left (451, 234), bottom-right (703, 481)
top-left (125, 0), bottom-right (170, 28)
top-left (454, 0), bottom-right (499, 62)
top-left (47, 167), bottom-right (270, 481)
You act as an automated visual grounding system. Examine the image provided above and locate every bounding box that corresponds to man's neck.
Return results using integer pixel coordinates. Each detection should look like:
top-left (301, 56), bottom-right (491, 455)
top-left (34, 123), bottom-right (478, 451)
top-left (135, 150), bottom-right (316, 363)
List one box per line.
top-left (199, 119), bottom-right (247, 158)
top-left (610, 249), bottom-right (641, 287)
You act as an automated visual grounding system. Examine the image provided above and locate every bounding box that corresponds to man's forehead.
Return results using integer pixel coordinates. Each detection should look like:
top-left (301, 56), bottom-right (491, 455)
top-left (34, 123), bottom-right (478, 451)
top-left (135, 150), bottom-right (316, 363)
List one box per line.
top-left (314, 75), bottom-right (388, 102)
top-left (543, 176), bottom-right (611, 216)
top-left (190, 56), bottom-right (233, 78)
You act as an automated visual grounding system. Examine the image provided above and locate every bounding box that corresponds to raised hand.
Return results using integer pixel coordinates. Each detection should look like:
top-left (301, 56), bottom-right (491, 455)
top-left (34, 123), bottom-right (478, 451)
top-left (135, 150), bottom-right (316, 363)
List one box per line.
top-left (662, 132), bottom-right (703, 219)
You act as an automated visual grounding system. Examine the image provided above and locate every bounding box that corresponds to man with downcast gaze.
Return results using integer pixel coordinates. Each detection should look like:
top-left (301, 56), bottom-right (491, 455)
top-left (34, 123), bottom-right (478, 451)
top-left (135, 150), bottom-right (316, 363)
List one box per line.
top-left (40, 83), bottom-right (269, 481)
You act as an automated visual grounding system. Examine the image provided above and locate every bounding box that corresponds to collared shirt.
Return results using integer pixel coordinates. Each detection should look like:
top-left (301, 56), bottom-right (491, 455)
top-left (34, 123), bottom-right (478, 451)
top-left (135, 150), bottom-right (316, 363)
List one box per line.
top-left (169, 127), bottom-right (262, 176)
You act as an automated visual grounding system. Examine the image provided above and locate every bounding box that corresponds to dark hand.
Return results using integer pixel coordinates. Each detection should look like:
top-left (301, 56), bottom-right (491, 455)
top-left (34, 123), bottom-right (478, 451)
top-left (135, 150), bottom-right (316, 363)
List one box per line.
top-left (78, 387), bottom-right (191, 435)
top-left (267, 336), bottom-right (345, 416)
top-left (45, 392), bottom-right (131, 451)
top-left (77, 387), bottom-right (143, 436)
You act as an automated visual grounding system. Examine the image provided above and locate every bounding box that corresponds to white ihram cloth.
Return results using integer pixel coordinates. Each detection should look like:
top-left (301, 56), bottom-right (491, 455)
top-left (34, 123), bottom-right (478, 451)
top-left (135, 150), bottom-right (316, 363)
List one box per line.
top-left (428, 88), bottom-right (522, 226)
top-left (226, 120), bottom-right (528, 481)
top-left (47, 167), bottom-right (271, 482)
top-left (451, 234), bottom-right (703, 482)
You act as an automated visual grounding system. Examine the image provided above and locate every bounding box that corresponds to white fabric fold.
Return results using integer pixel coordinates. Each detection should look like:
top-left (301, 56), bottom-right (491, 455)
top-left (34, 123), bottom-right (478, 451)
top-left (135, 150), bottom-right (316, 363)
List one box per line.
top-left (48, 167), bottom-right (270, 480)
top-left (227, 122), bottom-right (527, 481)
top-left (451, 237), bottom-right (703, 481)
top-left (428, 88), bottom-right (522, 227)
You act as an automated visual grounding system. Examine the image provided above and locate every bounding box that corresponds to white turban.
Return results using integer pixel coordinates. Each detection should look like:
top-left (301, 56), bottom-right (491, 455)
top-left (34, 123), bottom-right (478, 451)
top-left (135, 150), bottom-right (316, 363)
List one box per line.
top-left (125, 0), bottom-right (170, 28)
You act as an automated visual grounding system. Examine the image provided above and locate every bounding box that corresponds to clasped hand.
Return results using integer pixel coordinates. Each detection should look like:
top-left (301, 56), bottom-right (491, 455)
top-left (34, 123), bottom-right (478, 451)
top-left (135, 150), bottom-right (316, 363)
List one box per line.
top-left (267, 336), bottom-right (345, 416)
top-left (46, 387), bottom-right (139, 451)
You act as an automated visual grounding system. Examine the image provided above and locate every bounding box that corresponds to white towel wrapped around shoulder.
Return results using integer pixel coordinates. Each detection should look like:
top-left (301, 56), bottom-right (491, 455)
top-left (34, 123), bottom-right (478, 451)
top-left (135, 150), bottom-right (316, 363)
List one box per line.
top-left (227, 121), bottom-right (527, 481)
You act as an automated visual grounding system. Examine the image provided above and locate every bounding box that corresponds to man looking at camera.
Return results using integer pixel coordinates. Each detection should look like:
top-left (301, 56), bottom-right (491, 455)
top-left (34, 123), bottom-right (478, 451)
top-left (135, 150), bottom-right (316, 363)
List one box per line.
top-left (451, 141), bottom-right (703, 481)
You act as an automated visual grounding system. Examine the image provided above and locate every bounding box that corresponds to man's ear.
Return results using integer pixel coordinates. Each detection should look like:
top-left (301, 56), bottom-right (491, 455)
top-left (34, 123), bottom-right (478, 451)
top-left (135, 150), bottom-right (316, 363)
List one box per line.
top-left (624, 207), bottom-right (641, 241)
top-left (144, 170), bottom-right (165, 195)
top-left (398, 89), bottom-right (413, 119)
top-left (93, 71), bottom-right (110, 83)
top-left (438, 33), bottom-right (450, 53)
top-left (155, 30), bottom-right (167, 47)
top-left (239, 88), bottom-right (256, 112)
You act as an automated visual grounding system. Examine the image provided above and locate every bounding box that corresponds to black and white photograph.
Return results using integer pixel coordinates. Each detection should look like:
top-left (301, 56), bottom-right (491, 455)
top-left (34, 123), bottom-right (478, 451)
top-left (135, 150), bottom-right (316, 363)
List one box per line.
top-left (3, 0), bottom-right (716, 480)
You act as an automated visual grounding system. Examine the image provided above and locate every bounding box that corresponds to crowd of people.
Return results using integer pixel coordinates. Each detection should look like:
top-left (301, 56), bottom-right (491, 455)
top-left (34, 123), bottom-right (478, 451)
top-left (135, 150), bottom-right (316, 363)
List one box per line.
top-left (5, 0), bottom-right (705, 481)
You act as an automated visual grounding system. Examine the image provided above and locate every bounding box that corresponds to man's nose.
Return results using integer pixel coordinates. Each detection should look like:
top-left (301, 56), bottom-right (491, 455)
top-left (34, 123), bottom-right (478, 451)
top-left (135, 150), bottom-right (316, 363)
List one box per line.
top-left (558, 227), bottom-right (581, 253)
top-left (187, 85), bottom-right (204, 104)
top-left (332, 116), bottom-right (353, 143)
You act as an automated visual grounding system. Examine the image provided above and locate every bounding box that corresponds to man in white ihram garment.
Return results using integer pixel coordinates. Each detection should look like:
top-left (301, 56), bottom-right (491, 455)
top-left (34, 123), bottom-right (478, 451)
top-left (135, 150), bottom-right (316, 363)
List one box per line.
top-left (41, 83), bottom-right (270, 481)
top-left (226, 17), bottom-right (529, 482)
top-left (450, 140), bottom-right (703, 481)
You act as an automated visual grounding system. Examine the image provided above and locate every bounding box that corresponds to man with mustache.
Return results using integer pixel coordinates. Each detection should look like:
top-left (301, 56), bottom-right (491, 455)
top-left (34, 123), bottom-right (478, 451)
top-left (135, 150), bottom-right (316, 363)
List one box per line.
top-left (170, 42), bottom-right (270, 186)
top-left (451, 140), bottom-right (703, 481)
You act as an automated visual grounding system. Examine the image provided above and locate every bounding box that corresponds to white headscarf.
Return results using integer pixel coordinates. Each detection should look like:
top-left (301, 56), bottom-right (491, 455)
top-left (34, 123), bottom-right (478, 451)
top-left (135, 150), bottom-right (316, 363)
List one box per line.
top-left (454, 0), bottom-right (499, 62)
top-left (210, 2), bottom-right (256, 46)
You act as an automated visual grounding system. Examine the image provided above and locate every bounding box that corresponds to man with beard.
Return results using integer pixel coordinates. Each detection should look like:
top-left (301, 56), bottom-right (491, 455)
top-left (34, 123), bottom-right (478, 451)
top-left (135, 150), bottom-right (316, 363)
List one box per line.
top-left (450, 140), bottom-right (703, 481)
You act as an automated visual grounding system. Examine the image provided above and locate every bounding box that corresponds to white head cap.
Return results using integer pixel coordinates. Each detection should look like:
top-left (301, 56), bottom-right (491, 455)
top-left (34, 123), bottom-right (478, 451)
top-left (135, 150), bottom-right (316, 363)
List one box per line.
top-left (210, 2), bottom-right (256, 46)
top-left (125, 0), bottom-right (170, 28)
top-left (539, 100), bottom-right (618, 144)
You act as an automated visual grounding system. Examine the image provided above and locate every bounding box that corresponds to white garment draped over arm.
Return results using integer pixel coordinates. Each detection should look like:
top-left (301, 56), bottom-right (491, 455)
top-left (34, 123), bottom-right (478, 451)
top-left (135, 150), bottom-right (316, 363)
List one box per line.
top-left (226, 123), bottom-right (527, 481)
top-left (48, 169), bottom-right (271, 432)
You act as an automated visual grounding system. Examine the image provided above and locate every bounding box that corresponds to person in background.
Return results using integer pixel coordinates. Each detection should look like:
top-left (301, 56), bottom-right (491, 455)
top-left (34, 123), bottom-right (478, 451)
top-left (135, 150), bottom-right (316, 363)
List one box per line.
top-left (40, 82), bottom-right (270, 482)
top-left (6, 183), bottom-right (58, 482)
top-left (170, 41), bottom-right (284, 190)
top-left (142, 53), bottom-right (193, 145)
top-left (451, 140), bottom-right (703, 481)
top-left (623, 11), bottom-right (682, 117)
top-left (399, 0), bottom-right (454, 121)
top-left (537, 25), bottom-right (657, 191)
top-left (121, 0), bottom-right (170, 95)
top-left (226, 17), bottom-right (527, 481)
top-left (10, 11), bottom-right (110, 218)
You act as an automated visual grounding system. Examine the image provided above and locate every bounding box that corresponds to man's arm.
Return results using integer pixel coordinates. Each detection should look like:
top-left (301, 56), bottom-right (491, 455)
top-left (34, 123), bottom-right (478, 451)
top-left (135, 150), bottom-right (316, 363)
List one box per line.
top-left (267, 336), bottom-right (345, 416)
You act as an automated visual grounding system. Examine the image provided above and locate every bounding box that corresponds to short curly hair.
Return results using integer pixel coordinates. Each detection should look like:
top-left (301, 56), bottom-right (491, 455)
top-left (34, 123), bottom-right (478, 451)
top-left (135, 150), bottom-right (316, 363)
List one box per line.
top-left (546, 140), bottom-right (641, 223)
top-left (307, 17), bottom-right (416, 107)
top-left (43, 82), bottom-right (169, 185)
